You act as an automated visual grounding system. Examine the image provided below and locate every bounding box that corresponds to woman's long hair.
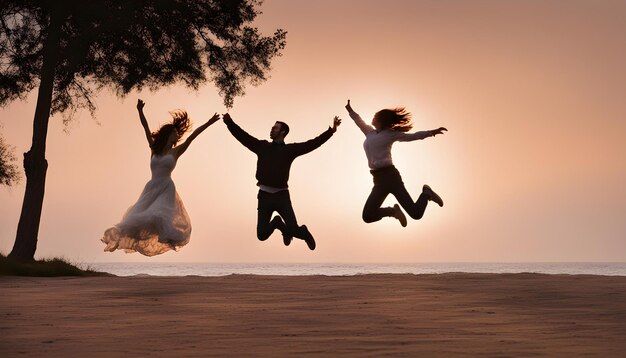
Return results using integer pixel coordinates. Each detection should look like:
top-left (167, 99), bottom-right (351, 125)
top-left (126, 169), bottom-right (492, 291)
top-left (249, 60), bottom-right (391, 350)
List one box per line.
top-left (151, 111), bottom-right (192, 155)
top-left (373, 107), bottom-right (413, 132)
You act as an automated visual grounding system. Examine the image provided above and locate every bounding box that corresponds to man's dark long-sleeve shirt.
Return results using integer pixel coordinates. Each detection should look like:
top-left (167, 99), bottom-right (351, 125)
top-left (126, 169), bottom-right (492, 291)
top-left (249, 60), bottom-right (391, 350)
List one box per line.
top-left (224, 118), bottom-right (334, 188)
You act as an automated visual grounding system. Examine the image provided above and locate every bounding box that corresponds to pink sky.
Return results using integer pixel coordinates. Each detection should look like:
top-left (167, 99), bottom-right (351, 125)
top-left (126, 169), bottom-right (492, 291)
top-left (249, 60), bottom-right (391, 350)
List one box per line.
top-left (1, 0), bottom-right (625, 263)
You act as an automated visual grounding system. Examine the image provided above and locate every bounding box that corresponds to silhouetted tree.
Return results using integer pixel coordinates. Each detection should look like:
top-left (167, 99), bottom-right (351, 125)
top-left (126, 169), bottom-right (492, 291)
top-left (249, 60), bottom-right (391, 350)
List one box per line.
top-left (0, 131), bottom-right (20, 186)
top-left (0, 0), bottom-right (286, 260)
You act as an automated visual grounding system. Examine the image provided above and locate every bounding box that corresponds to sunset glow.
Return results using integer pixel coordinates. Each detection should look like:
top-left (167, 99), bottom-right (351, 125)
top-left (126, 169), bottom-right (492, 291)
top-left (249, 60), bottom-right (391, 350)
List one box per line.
top-left (1, 0), bottom-right (625, 263)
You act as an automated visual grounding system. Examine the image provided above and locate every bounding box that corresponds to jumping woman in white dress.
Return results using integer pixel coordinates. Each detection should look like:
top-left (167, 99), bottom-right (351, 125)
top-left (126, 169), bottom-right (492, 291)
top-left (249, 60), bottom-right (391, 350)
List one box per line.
top-left (345, 100), bottom-right (447, 227)
top-left (101, 99), bottom-right (219, 256)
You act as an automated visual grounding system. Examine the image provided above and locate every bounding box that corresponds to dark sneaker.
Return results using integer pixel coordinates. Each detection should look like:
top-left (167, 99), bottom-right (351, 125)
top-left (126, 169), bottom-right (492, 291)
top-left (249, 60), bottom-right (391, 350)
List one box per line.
top-left (270, 216), bottom-right (293, 246)
top-left (392, 204), bottom-right (407, 227)
top-left (423, 185), bottom-right (444, 207)
top-left (300, 225), bottom-right (316, 251)
top-left (280, 229), bottom-right (293, 246)
top-left (283, 234), bottom-right (293, 246)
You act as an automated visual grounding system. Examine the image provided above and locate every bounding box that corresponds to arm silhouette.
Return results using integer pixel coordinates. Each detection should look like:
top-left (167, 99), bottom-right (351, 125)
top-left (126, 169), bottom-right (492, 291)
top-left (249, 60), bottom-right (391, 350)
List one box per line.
top-left (137, 99), bottom-right (154, 148)
top-left (222, 113), bottom-right (262, 153)
top-left (396, 127), bottom-right (448, 142)
top-left (173, 113), bottom-right (220, 158)
top-left (345, 99), bottom-right (374, 135)
top-left (290, 116), bottom-right (340, 157)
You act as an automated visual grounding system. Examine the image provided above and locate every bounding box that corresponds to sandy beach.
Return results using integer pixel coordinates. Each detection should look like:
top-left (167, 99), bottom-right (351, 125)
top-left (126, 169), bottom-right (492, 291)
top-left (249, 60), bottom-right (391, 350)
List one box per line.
top-left (2, 273), bottom-right (626, 357)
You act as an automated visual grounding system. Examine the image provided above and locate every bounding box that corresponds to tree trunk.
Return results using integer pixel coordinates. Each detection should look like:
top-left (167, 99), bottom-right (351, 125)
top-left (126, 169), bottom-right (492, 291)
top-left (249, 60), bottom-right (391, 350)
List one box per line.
top-left (9, 10), bottom-right (63, 260)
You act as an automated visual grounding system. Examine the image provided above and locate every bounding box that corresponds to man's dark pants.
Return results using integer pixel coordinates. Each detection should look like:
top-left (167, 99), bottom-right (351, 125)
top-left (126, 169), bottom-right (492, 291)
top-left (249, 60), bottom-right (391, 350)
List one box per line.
top-left (257, 190), bottom-right (309, 241)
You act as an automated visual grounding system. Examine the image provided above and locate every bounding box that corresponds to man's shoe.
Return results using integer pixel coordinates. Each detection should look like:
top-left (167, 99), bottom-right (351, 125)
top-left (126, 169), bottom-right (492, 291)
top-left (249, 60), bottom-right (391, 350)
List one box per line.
top-left (270, 216), bottom-right (292, 246)
top-left (392, 204), bottom-right (407, 227)
top-left (301, 225), bottom-right (316, 251)
top-left (423, 185), bottom-right (444, 207)
top-left (283, 233), bottom-right (293, 246)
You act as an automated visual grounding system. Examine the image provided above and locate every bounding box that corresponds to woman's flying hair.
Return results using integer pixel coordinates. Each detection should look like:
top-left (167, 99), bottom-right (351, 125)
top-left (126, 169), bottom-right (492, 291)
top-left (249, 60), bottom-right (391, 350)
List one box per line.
top-left (373, 107), bottom-right (413, 132)
top-left (150, 110), bottom-right (192, 155)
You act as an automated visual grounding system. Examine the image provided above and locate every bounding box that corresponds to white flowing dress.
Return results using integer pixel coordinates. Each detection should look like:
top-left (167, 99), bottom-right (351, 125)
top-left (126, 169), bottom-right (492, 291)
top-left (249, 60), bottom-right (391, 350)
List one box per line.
top-left (101, 153), bottom-right (191, 256)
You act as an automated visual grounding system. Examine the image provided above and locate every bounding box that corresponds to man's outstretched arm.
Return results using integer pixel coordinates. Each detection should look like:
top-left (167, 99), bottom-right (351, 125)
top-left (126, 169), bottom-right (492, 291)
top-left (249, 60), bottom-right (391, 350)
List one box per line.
top-left (222, 113), bottom-right (261, 153)
top-left (291, 116), bottom-right (342, 157)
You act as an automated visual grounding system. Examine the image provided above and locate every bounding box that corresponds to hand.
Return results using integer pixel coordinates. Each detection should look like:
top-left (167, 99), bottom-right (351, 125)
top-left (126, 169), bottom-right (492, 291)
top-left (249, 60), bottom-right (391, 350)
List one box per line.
top-left (207, 112), bottom-right (220, 125)
top-left (137, 99), bottom-right (145, 111)
top-left (431, 127), bottom-right (448, 136)
top-left (222, 113), bottom-right (232, 122)
top-left (345, 99), bottom-right (353, 113)
top-left (332, 116), bottom-right (342, 132)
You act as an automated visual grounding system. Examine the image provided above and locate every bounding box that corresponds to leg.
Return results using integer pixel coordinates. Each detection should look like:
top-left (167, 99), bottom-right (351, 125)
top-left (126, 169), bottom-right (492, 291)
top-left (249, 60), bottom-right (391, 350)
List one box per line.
top-left (362, 185), bottom-right (394, 223)
top-left (270, 215), bottom-right (292, 246)
top-left (256, 191), bottom-right (276, 241)
top-left (275, 192), bottom-right (316, 250)
top-left (274, 192), bottom-right (302, 238)
top-left (392, 183), bottom-right (429, 220)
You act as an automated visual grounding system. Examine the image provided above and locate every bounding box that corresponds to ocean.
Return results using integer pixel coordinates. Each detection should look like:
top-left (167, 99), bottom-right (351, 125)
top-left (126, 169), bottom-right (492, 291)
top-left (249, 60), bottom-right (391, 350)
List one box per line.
top-left (87, 262), bottom-right (626, 277)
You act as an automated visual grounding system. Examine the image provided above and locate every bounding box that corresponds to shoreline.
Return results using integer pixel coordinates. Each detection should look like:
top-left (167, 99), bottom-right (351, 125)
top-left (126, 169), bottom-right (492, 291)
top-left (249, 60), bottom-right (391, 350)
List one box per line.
top-left (3, 273), bottom-right (626, 356)
top-left (85, 262), bottom-right (626, 277)
top-left (86, 272), bottom-right (626, 278)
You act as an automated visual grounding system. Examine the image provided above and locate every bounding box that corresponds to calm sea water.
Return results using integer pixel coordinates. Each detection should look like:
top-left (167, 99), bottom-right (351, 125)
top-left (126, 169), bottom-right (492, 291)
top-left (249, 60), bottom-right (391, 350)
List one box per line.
top-left (87, 262), bottom-right (626, 277)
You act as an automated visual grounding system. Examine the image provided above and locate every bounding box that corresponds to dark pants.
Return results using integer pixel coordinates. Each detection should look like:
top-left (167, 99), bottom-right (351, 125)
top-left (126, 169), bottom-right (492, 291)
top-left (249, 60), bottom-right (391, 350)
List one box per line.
top-left (257, 190), bottom-right (309, 241)
top-left (362, 166), bottom-right (429, 223)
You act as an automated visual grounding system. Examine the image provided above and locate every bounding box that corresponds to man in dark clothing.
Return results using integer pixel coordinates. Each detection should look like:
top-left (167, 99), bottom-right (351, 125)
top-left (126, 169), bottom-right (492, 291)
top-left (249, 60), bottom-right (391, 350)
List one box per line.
top-left (223, 113), bottom-right (341, 250)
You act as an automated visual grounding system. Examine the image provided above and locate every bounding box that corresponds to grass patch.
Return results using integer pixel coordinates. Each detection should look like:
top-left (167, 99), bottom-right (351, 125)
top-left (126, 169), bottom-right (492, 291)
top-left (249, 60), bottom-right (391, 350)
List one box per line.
top-left (0, 253), bottom-right (110, 277)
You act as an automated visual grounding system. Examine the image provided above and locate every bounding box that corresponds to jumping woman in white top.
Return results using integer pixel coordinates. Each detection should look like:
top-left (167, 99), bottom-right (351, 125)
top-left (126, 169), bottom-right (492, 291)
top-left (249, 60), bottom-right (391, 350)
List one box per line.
top-left (345, 100), bottom-right (447, 226)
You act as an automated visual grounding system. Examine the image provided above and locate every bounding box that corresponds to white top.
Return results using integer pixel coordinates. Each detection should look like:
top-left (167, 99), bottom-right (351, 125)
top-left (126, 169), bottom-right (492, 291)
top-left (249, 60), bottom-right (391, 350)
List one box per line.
top-left (349, 111), bottom-right (432, 170)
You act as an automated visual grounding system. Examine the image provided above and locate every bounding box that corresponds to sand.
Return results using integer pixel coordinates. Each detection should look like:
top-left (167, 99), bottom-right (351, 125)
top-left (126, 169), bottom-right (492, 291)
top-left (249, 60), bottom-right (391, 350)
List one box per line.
top-left (2, 273), bottom-right (626, 357)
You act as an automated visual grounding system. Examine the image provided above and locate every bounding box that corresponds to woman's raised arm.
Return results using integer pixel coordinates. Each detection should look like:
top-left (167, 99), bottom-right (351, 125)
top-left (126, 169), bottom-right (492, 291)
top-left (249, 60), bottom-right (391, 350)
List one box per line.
top-left (397, 127), bottom-right (448, 142)
top-left (173, 113), bottom-right (220, 158)
top-left (345, 99), bottom-right (374, 135)
top-left (137, 99), bottom-right (154, 148)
